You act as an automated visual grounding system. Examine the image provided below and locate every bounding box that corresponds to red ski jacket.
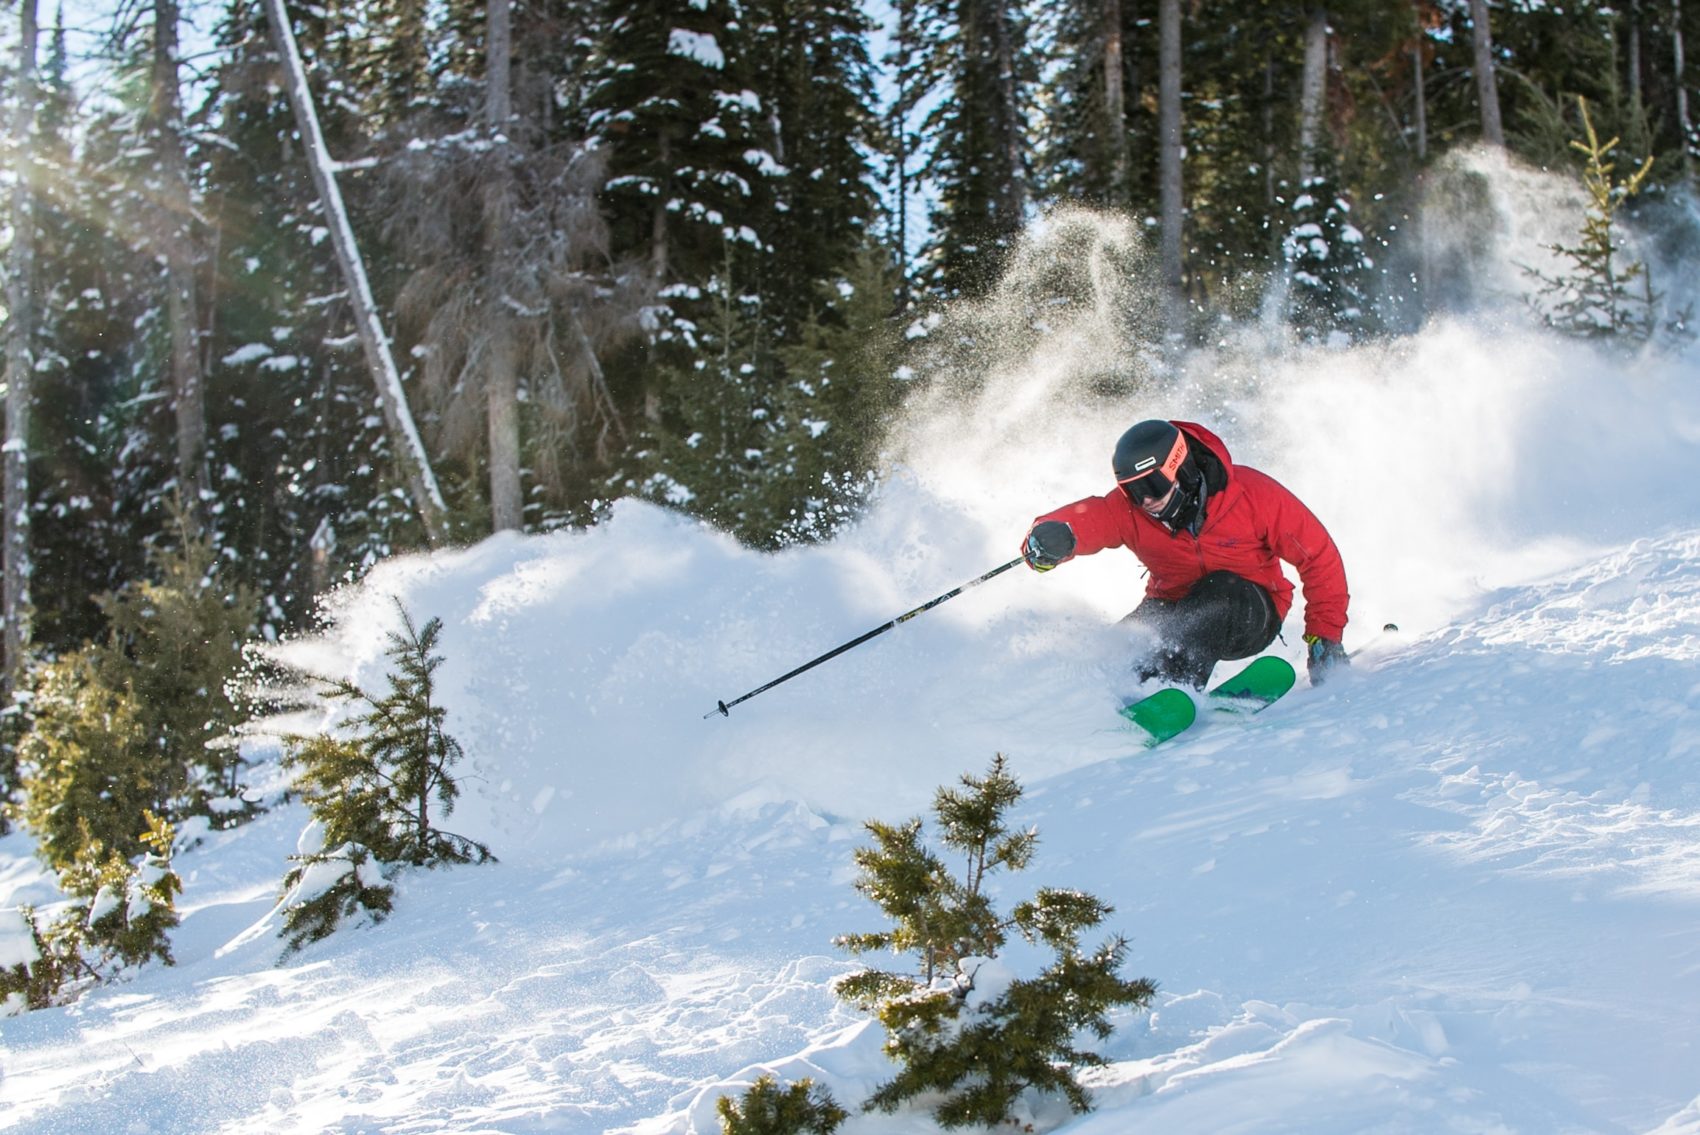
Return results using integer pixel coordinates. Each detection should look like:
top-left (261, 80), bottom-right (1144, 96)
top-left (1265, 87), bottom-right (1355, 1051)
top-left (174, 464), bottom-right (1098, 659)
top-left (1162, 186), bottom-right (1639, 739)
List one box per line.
top-left (1031, 421), bottom-right (1350, 641)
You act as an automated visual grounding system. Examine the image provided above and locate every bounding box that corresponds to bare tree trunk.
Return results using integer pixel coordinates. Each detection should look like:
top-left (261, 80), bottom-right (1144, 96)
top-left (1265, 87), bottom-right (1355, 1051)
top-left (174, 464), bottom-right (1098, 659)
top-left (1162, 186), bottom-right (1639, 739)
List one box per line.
top-left (1412, 37), bottom-right (1428, 162)
top-left (1103, 0), bottom-right (1130, 201)
top-left (1158, 0), bottom-right (1185, 335)
top-left (484, 0), bottom-right (522, 532)
top-left (1263, 54), bottom-right (1277, 208)
top-left (1677, 0), bottom-right (1693, 184)
top-left (1628, 0), bottom-right (1643, 110)
top-left (651, 132), bottom-right (671, 282)
top-left (892, 0), bottom-right (915, 309)
top-left (1298, 6), bottom-right (1329, 182)
top-left (1469, 0), bottom-right (1505, 146)
top-left (262, 0), bottom-right (450, 544)
top-left (152, 0), bottom-right (208, 529)
top-left (991, 0), bottom-right (1026, 229)
top-left (4, 0), bottom-right (39, 693)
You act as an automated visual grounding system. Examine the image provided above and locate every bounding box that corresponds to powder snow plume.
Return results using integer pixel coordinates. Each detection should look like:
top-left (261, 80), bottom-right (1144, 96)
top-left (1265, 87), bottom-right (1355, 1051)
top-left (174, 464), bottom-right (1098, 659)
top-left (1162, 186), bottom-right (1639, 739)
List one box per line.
top-left (880, 163), bottom-right (1700, 640)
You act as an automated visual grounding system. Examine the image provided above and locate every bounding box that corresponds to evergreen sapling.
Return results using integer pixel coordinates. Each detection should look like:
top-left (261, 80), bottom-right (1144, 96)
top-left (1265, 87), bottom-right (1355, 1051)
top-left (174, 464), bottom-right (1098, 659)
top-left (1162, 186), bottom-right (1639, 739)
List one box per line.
top-left (280, 601), bottom-right (491, 951)
top-left (716, 1074), bottom-right (847, 1135)
top-left (0, 810), bottom-right (182, 1014)
top-left (1522, 96), bottom-right (1693, 348)
top-left (833, 754), bottom-right (1156, 1128)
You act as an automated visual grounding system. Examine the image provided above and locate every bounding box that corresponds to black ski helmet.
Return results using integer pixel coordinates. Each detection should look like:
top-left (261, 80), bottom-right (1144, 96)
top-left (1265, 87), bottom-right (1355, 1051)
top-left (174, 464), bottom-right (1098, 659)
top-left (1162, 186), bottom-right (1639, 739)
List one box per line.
top-left (1113, 419), bottom-right (1206, 530)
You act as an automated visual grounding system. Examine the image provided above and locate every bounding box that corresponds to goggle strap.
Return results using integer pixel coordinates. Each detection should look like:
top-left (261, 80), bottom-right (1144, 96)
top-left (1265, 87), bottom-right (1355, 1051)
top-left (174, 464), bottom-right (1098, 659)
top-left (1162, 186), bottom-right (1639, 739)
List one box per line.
top-left (1116, 432), bottom-right (1189, 496)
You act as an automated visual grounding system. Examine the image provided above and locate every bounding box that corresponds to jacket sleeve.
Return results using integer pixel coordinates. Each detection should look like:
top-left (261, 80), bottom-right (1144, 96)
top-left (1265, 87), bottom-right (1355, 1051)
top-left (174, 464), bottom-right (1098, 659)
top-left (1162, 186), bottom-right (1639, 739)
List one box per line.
top-left (1029, 491), bottom-right (1136, 562)
top-left (1247, 470), bottom-right (1350, 641)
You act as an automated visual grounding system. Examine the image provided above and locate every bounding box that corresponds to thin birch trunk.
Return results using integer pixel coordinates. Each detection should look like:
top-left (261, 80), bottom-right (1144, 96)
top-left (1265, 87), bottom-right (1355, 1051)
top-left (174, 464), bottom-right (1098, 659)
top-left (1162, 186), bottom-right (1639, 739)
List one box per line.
top-left (4, 0), bottom-right (39, 692)
top-left (262, 0), bottom-right (450, 544)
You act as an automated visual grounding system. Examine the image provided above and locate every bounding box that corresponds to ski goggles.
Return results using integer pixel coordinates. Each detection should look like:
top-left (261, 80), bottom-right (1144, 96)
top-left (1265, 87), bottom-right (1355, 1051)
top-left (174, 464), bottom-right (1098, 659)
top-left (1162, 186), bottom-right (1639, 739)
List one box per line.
top-left (1116, 432), bottom-right (1189, 502)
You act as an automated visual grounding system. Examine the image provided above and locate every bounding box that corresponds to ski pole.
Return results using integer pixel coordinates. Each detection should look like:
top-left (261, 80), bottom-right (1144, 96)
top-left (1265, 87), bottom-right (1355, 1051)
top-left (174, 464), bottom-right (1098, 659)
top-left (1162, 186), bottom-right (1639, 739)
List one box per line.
top-left (706, 556), bottom-right (1026, 718)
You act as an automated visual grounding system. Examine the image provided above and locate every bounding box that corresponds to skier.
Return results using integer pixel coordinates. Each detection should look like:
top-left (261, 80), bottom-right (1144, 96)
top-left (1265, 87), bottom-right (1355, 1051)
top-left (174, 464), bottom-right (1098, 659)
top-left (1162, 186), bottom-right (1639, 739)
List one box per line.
top-left (1021, 419), bottom-right (1350, 688)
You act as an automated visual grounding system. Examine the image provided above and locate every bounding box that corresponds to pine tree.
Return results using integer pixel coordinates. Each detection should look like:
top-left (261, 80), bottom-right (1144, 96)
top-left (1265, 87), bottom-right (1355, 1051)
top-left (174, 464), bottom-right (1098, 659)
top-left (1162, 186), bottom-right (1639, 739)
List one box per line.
top-left (834, 755), bottom-right (1156, 1129)
top-left (14, 526), bottom-right (258, 870)
top-left (0, 811), bottom-right (181, 1014)
top-left (716, 1074), bottom-right (848, 1135)
top-left (14, 653), bottom-right (161, 871)
top-left (279, 602), bottom-right (491, 950)
top-left (1282, 167), bottom-right (1380, 342)
top-left (1035, 0), bottom-right (1138, 210)
top-left (5, 0), bottom-right (42, 694)
top-left (584, 0), bottom-right (770, 291)
top-left (630, 238), bottom-right (898, 546)
top-left (743, 0), bottom-right (883, 342)
top-left (1521, 96), bottom-right (1687, 346)
top-left (911, 0), bottom-right (1038, 299)
top-left (25, 16), bottom-right (168, 653)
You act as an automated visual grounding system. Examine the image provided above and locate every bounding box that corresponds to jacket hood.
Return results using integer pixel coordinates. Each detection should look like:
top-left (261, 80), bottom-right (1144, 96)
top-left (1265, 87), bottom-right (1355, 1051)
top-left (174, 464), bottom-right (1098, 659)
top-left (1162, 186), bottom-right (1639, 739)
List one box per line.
top-left (1172, 420), bottom-right (1234, 475)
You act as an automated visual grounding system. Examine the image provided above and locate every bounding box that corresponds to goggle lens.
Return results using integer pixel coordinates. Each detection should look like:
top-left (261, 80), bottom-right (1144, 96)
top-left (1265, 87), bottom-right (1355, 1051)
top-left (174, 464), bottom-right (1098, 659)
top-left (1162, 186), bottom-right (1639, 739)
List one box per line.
top-left (1119, 471), bottom-right (1172, 503)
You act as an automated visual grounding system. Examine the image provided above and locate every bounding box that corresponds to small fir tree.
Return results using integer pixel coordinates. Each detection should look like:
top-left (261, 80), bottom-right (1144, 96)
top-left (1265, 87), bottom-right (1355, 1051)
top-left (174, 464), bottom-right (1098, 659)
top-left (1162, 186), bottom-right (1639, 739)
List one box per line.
top-left (716, 1074), bottom-right (848, 1135)
top-left (1283, 171), bottom-right (1378, 344)
top-left (14, 525), bottom-right (258, 873)
top-left (834, 755), bottom-right (1156, 1128)
top-left (280, 601), bottom-right (491, 950)
top-left (1522, 96), bottom-right (1690, 347)
top-left (0, 907), bottom-right (63, 1014)
top-left (69, 811), bottom-right (183, 970)
top-left (15, 655), bottom-right (162, 871)
top-left (1, 811), bottom-right (182, 1014)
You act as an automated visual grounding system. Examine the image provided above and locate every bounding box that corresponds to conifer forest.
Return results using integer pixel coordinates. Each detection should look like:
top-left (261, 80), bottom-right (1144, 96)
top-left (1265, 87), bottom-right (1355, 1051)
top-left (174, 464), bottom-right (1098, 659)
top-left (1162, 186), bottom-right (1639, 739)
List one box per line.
top-left (0, 0), bottom-right (1698, 949)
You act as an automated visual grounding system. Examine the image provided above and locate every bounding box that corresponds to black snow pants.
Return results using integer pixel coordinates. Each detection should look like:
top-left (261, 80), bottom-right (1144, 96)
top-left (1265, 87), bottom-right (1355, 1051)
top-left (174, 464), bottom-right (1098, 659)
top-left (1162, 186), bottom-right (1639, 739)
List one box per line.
top-left (1122, 570), bottom-right (1281, 689)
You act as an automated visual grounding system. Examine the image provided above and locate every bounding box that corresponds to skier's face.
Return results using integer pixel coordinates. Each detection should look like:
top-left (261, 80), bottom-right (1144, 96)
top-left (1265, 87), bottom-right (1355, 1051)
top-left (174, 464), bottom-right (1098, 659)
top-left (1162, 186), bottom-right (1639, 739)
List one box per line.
top-left (1139, 482), bottom-right (1178, 517)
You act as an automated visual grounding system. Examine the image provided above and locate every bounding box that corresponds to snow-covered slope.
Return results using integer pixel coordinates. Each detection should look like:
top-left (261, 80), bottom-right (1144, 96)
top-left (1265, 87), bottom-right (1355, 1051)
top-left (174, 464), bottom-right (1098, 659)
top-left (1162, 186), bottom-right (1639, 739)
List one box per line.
top-left (5, 509), bottom-right (1700, 1134)
top-left (6, 202), bottom-right (1700, 1131)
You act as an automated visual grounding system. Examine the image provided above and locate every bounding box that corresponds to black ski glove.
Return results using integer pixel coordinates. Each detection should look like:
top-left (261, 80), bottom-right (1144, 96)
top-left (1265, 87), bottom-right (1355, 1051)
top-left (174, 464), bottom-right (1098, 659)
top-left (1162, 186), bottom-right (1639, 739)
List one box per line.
top-left (1305, 635), bottom-right (1349, 686)
top-left (1022, 520), bottom-right (1077, 572)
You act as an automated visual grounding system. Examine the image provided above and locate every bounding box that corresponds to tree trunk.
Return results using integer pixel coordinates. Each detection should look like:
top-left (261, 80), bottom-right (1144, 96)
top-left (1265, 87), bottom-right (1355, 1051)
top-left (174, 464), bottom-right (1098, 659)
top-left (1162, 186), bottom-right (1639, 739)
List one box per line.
top-left (1263, 54), bottom-right (1277, 207)
top-left (991, 0), bottom-right (1026, 231)
top-left (4, 0), bottom-right (39, 692)
top-left (1469, 0), bottom-right (1505, 146)
top-left (1298, 6), bottom-right (1329, 182)
top-left (152, 0), bottom-right (208, 529)
top-left (1412, 38), bottom-right (1428, 162)
top-left (1627, 0), bottom-right (1643, 111)
top-left (892, 0), bottom-right (915, 309)
top-left (262, 0), bottom-right (450, 544)
top-left (1102, 0), bottom-right (1130, 201)
top-left (484, 0), bottom-right (522, 532)
top-left (1677, 0), bottom-right (1693, 183)
top-left (651, 130), bottom-right (671, 281)
top-left (1158, 0), bottom-right (1184, 334)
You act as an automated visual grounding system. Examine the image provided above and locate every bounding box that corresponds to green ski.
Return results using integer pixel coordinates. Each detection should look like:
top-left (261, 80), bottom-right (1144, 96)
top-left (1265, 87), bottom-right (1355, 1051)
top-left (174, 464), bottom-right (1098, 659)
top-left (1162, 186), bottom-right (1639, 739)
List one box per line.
top-left (1119, 688), bottom-right (1197, 747)
top-left (1118, 655), bottom-right (1296, 748)
top-left (1208, 655), bottom-right (1296, 709)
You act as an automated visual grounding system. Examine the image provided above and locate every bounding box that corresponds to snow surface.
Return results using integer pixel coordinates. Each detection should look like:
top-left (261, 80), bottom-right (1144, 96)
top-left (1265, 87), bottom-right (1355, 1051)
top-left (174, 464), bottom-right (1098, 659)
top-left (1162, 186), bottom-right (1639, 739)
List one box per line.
top-left (6, 183), bottom-right (1700, 1133)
